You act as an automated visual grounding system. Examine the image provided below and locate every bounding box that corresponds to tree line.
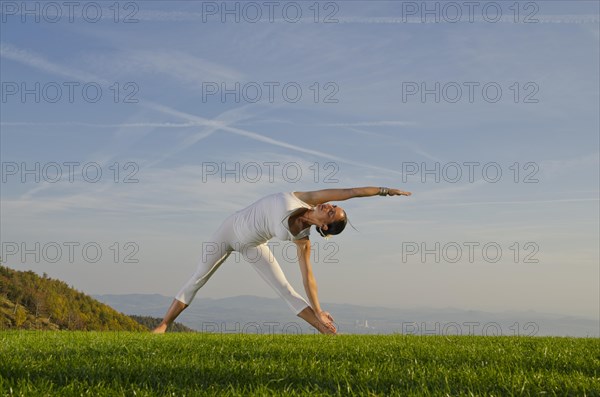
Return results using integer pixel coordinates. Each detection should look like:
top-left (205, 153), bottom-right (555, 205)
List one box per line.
top-left (0, 265), bottom-right (146, 331)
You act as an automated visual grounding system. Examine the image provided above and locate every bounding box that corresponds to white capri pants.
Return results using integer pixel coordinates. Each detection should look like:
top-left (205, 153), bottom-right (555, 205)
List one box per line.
top-left (175, 215), bottom-right (310, 315)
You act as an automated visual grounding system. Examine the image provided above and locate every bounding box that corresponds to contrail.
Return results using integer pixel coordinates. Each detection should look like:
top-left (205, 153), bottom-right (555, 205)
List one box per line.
top-left (145, 102), bottom-right (407, 177)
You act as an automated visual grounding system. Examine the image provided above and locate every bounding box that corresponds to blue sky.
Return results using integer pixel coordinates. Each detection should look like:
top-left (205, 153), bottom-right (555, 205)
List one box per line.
top-left (1, 1), bottom-right (598, 319)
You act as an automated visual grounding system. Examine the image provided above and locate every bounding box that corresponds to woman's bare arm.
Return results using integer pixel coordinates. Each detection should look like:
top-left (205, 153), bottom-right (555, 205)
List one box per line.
top-left (295, 238), bottom-right (336, 333)
top-left (295, 187), bottom-right (411, 205)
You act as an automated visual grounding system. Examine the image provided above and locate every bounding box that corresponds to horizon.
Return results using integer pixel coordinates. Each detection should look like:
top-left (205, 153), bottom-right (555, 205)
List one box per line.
top-left (94, 291), bottom-right (598, 320)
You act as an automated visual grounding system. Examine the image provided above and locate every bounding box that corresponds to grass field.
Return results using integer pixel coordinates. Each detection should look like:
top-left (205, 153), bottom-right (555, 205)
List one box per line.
top-left (0, 331), bottom-right (598, 396)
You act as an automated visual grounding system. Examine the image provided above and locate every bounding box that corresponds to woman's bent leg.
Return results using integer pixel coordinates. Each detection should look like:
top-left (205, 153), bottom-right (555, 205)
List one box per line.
top-left (242, 245), bottom-right (336, 335)
top-left (242, 244), bottom-right (314, 323)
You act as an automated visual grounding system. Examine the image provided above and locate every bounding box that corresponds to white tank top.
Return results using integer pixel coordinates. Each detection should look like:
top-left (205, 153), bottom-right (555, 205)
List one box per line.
top-left (232, 192), bottom-right (314, 246)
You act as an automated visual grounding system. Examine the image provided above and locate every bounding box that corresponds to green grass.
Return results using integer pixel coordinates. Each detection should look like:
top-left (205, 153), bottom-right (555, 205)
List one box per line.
top-left (0, 332), bottom-right (598, 396)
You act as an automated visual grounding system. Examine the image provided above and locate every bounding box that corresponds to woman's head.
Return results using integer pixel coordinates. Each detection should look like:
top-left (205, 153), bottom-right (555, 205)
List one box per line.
top-left (313, 203), bottom-right (347, 238)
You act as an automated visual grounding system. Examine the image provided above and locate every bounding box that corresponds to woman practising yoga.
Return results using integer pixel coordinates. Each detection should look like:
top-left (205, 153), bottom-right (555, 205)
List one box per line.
top-left (152, 187), bottom-right (411, 334)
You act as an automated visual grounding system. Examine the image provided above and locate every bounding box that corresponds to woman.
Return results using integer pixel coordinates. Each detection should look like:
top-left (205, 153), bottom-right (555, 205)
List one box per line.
top-left (152, 187), bottom-right (411, 334)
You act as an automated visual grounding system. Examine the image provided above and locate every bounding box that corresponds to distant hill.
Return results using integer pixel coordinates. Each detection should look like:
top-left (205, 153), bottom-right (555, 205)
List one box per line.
top-left (0, 265), bottom-right (146, 331)
top-left (95, 293), bottom-right (600, 337)
top-left (129, 315), bottom-right (196, 333)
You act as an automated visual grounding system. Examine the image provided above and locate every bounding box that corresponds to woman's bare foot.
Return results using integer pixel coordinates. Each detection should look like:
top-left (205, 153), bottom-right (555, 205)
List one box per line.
top-left (152, 323), bottom-right (168, 334)
top-left (297, 306), bottom-right (337, 335)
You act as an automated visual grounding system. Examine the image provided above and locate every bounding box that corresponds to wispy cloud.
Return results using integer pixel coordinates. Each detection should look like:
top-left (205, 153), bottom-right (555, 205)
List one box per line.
top-left (3, 164), bottom-right (275, 218)
top-left (326, 123), bottom-right (442, 163)
top-left (90, 49), bottom-right (244, 86)
top-left (0, 121), bottom-right (205, 128)
top-left (539, 152), bottom-right (600, 179)
top-left (18, 110), bottom-right (162, 200)
top-left (343, 127), bottom-right (389, 139)
top-left (416, 197), bottom-right (599, 208)
top-left (319, 121), bottom-right (417, 127)
top-left (0, 42), bottom-right (110, 84)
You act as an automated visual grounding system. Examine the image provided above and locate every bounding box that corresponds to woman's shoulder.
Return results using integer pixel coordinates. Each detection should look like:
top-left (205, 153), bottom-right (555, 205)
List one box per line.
top-left (289, 192), bottom-right (314, 208)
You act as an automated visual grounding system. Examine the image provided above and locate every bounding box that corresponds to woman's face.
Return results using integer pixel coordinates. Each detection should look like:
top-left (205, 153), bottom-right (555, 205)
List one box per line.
top-left (313, 203), bottom-right (345, 228)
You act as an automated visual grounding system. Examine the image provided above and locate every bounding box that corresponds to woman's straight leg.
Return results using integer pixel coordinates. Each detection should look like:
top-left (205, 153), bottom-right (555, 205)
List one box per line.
top-left (153, 216), bottom-right (236, 333)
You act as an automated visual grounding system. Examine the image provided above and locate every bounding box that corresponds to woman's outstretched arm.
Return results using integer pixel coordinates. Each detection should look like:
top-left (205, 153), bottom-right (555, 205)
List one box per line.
top-left (295, 187), bottom-right (411, 205)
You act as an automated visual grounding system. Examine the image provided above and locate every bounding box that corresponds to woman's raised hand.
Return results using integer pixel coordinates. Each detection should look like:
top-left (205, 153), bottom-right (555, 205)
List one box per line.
top-left (388, 189), bottom-right (412, 196)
